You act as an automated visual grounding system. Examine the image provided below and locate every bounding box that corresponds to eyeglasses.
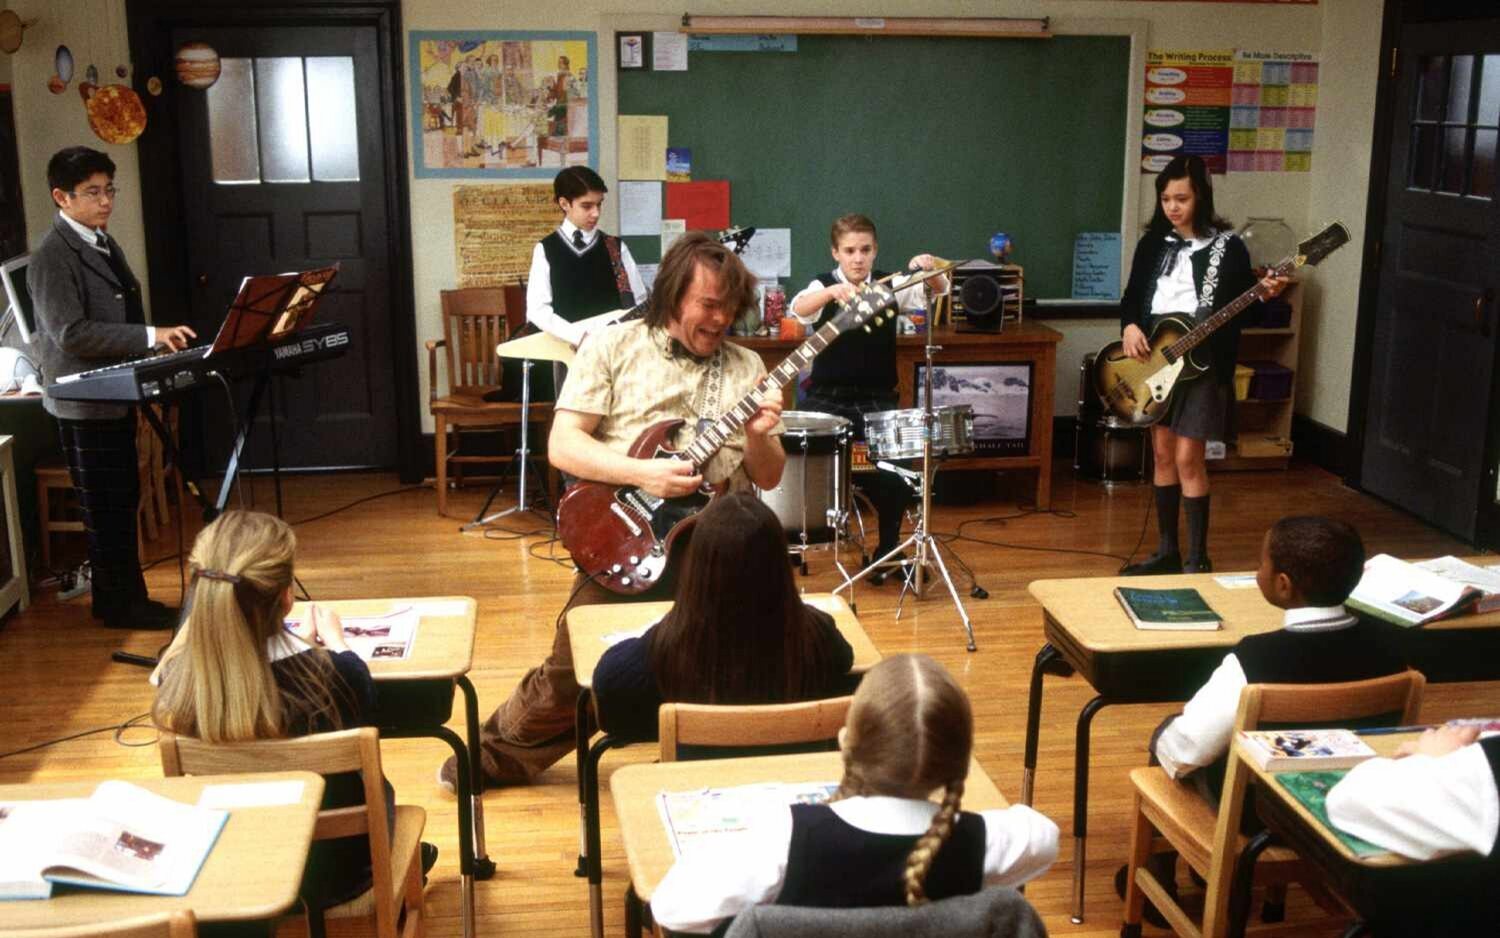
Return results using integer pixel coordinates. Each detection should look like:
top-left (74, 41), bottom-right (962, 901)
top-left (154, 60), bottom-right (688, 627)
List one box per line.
top-left (69, 185), bottom-right (119, 201)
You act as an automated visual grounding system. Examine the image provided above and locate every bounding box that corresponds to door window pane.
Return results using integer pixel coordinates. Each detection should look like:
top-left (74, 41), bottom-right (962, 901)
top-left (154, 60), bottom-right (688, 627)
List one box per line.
top-left (1448, 54), bottom-right (1474, 122)
top-left (1439, 126), bottom-right (1470, 193)
top-left (1411, 124), bottom-right (1438, 189)
top-left (1417, 55), bottom-right (1448, 122)
top-left (306, 57), bottom-right (359, 182)
top-left (254, 57), bottom-right (310, 183)
top-left (206, 58), bottom-right (260, 184)
top-left (1479, 55), bottom-right (1500, 126)
top-left (1474, 128), bottom-right (1497, 198)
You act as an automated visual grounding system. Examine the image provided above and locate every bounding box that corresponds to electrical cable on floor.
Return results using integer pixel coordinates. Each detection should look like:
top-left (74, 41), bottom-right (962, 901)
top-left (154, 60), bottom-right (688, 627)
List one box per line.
top-left (0, 713), bottom-right (155, 761)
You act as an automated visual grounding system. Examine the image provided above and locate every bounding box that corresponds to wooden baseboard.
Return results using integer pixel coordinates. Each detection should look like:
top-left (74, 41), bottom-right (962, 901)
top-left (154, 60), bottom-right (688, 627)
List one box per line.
top-left (1290, 414), bottom-right (1347, 476)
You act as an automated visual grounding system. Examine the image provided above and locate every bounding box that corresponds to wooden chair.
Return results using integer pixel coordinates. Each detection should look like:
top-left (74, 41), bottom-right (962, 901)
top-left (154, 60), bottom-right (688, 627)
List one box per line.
top-left (7, 911), bottom-right (197, 938)
top-left (658, 696), bottom-right (854, 762)
top-left (158, 727), bottom-right (426, 938)
top-left (1122, 670), bottom-right (1426, 938)
top-left (426, 286), bottom-right (553, 517)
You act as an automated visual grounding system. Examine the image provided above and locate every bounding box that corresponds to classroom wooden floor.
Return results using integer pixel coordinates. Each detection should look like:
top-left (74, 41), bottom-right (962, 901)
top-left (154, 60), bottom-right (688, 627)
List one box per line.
top-left (2, 460), bottom-right (1492, 937)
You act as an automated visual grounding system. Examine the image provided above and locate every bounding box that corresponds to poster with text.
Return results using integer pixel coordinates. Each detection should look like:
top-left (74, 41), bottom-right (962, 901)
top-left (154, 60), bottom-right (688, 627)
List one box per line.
top-left (412, 31), bottom-right (596, 178)
top-left (453, 184), bottom-right (558, 286)
top-left (1142, 49), bottom-right (1233, 174)
top-left (1230, 51), bottom-right (1318, 172)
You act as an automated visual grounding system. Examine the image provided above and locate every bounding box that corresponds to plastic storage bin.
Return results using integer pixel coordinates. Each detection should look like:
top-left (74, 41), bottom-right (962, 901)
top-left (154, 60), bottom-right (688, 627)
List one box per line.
top-left (1233, 363), bottom-right (1254, 401)
top-left (1242, 360), bottom-right (1293, 401)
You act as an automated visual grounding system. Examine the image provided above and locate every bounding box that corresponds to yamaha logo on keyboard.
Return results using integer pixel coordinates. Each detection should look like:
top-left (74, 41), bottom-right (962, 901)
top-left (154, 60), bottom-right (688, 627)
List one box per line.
top-left (273, 330), bottom-right (349, 361)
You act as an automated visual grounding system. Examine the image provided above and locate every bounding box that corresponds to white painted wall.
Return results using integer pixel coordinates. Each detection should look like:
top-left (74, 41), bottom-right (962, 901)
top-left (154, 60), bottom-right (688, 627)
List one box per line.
top-left (6, 0), bottom-right (1379, 437)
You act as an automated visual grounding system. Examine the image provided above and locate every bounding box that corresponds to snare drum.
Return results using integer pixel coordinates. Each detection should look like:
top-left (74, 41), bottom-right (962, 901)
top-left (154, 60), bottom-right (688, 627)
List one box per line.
top-left (1075, 415), bottom-right (1148, 487)
top-left (863, 405), bottom-right (976, 461)
top-left (758, 411), bottom-right (852, 544)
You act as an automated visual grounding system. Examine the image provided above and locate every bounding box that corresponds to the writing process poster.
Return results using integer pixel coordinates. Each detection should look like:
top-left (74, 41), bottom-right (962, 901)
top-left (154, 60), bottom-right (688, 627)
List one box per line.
top-left (1142, 50), bottom-right (1233, 174)
top-left (1230, 51), bottom-right (1318, 172)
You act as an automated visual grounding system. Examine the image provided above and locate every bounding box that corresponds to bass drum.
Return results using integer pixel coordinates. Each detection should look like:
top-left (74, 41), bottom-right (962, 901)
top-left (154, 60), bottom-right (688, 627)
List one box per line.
top-left (758, 411), bottom-right (852, 544)
top-left (1075, 415), bottom-right (1148, 487)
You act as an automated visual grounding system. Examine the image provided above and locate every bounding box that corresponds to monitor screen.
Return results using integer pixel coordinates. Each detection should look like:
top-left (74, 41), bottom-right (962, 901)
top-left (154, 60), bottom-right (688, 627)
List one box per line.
top-left (0, 254), bottom-right (32, 344)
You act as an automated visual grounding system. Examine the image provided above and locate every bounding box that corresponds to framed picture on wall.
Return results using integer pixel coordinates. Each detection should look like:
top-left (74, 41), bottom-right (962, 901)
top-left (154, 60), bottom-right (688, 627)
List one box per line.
top-left (409, 30), bottom-right (597, 178)
top-left (913, 361), bottom-right (1032, 456)
top-left (617, 33), bottom-right (646, 70)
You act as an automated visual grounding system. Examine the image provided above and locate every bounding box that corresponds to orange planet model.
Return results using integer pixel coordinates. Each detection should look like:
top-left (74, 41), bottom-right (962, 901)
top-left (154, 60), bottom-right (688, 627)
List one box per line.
top-left (174, 41), bottom-right (220, 89)
top-left (86, 84), bottom-right (148, 145)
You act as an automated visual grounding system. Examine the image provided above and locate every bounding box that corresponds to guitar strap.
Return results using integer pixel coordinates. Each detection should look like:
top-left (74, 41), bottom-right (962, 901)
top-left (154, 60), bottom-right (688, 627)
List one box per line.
top-left (1195, 231), bottom-right (1233, 314)
top-left (603, 235), bottom-right (636, 308)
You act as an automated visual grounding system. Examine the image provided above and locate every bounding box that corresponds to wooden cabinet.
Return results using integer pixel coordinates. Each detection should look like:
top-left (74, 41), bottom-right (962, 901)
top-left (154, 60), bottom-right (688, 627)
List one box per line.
top-left (1213, 280), bottom-right (1300, 471)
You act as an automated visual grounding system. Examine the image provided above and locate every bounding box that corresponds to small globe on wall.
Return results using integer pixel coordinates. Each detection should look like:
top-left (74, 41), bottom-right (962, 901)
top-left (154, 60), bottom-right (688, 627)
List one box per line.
top-left (175, 41), bottom-right (221, 89)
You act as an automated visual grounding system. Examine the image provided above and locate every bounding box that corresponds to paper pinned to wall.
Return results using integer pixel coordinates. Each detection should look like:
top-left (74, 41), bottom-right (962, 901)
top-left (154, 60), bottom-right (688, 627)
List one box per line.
top-left (619, 115), bottom-right (668, 179)
top-left (660, 219), bottom-right (686, 255)
top-left (1071, 232), bottom-right (1122, 300)
top-left (638, 263), bottom-right (659, 292)
top-left (653, 31), bottom-right (688, 71)
top-left (453, 184), bottom-right (558, 287)
top-left (665, 180), bottom-right (730, 231)
top-left (619, 181), bottom-right (663, 236)
top-left (737, 227), bottom-right (792, 278)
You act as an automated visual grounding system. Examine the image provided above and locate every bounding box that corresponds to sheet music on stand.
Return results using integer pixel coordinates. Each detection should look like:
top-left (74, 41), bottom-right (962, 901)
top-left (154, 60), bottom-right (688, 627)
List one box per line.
top-left (210, 265), bottom-right (340, 355)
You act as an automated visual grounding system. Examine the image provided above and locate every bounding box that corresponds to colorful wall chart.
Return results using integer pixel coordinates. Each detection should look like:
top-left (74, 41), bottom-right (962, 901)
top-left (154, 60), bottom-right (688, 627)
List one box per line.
top-left (1141, 50), bottom-right (1234, 174)
top-left (1230, 51), bottom-right (1318, 172)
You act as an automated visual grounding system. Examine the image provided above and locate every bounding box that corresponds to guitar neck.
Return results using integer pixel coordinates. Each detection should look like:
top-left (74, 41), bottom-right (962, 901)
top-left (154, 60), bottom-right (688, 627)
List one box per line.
top-left (681, 320), bottom-right (843, 469)
top-left (1170, 256), bottom-right (1297, 359)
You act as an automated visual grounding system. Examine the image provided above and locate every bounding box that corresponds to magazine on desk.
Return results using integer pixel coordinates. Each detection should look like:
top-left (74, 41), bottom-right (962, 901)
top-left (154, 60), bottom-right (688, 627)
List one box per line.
top-left (657, 781), bottom-right (840, 860)
top-left (0, 781), bottom-right (227, 900)
top-left (1239, 728), bottom-right (1377, 771)
top-left (1412, 556), bottom-right (1500, 614)
top-left (279, 606), bottom-right (420, 661)
top-left (1347, 554), bottom-right (1483, 627)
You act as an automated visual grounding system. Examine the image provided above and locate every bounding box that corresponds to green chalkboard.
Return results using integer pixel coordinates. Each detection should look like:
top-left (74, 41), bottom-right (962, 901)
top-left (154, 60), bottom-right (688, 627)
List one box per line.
top-left (618, 34), bottom-right (1129, 298)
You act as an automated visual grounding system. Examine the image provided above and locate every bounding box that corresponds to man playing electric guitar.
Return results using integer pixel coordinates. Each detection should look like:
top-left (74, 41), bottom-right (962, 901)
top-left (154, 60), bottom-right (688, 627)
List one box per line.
top-left (440, 232), bottom-right (785, 790)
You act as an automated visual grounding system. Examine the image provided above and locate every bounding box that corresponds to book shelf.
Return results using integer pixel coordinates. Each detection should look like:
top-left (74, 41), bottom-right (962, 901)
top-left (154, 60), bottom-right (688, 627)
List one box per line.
top-left (1212, 280), bottom-right (1300, 471)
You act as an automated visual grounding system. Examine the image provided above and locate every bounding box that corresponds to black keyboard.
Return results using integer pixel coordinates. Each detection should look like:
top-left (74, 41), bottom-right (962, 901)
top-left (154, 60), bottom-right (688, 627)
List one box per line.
top-left (49, 322), bottom-right (352, 402)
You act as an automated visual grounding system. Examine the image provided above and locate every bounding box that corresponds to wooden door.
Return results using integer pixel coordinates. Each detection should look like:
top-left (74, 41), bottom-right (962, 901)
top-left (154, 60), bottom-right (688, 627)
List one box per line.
top-left (1360, 22), bottom-right (1500, 541)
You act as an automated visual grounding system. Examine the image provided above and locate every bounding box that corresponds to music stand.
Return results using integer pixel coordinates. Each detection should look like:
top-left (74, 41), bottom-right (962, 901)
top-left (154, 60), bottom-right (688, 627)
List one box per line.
top-left (461, 331), bottom-right (572, 530)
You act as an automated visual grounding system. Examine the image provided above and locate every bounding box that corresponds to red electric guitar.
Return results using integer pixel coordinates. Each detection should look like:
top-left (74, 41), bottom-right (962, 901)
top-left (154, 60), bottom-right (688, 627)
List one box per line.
top-left (557, 270), bottom-right (948, 594)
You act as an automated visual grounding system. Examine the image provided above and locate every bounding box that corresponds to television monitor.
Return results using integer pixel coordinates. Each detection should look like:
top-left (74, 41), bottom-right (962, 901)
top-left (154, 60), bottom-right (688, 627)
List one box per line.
top-left (0, 253), bottom-right (33, 344)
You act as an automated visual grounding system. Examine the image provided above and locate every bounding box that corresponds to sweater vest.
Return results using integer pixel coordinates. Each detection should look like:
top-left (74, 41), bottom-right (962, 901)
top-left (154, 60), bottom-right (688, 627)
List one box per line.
top-left (776, 802), bottom-right (985, 909)
top-left (808, 270), bottom-right (897, 392)
top-left (1233, 619), bottom-right (1406, 687)
top-left (540, 231), bottom-right (631, 323)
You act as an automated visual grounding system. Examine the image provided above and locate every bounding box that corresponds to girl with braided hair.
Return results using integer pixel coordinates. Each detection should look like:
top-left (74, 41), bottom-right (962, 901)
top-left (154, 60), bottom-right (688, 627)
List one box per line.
top-left (152, 510), bottom-right (435, 910)
top-left (651, 654), bottom-right (1058, 934)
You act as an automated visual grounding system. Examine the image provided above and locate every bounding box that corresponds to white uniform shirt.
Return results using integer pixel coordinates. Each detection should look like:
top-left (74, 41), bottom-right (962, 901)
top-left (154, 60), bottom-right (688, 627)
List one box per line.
top-left (1153, 605), bottom-right (1358, 779)
top-left (1149, 235), bottom-right (1213, 317)
top-left (649, 795), bottom-right (1058, 934)
top-left (1326, 740), bottom-right (1499, 860)
top-left (524, 218), bottom-right (646, 346)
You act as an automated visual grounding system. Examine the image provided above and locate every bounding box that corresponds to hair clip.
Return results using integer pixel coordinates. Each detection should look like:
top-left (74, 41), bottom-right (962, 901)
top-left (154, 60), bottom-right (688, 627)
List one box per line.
top-left (193, 567), bottom-right (242, 584)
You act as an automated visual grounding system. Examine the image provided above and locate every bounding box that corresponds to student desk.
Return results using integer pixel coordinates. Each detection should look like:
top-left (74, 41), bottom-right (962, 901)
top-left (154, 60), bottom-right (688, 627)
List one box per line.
top-left (1223, 731), bottom-right (1494, 938)
top-left (569, 593), bottom-right (881, 938)
top-left (611, 751), bottom-right (1009, 935)
top-left (0, 771), bottom-right (323, 930)
top-left (1024, 566), bottom-right (1500, 923)
top-left (287, 596), bottom-right (491, 938)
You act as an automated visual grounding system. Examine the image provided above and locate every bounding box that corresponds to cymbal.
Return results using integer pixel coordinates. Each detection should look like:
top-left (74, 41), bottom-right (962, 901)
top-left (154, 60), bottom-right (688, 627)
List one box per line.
top-left (496, 331), bottom-right (573, 364)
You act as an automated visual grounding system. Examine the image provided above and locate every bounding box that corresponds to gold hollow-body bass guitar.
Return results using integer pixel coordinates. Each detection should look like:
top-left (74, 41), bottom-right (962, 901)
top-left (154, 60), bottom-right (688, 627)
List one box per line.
top-left (1091, 223), bottom-right (1350, 427)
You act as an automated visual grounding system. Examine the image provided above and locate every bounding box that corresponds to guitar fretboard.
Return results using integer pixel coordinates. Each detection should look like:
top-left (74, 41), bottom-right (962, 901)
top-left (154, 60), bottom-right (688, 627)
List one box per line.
top-left (1166, 255), bottom-right (1299, 362)
top-left (681, 320), bottom-right (843, 470)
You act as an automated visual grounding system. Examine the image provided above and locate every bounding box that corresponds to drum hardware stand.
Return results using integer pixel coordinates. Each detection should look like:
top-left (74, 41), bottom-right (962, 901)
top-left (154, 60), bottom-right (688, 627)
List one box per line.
top-left (833, 275), bottom-right (981, 652)
top-left (463, 358), bottom-right (553, 531)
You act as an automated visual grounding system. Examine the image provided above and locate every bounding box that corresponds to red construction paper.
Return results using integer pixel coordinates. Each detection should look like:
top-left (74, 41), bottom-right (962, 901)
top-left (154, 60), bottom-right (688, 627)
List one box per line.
top-left (665, 180), bottom-right (730, 231)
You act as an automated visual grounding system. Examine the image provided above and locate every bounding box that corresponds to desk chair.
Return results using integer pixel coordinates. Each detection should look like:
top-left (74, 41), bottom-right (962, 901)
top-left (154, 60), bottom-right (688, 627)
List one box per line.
top-left (1121, 670), bottom-right (1425, 938)
top-left (608, 697), bottom-right (855, 938)
top-left (158, 727), bottom-right (426, 938)
top-left (427, 286), bottom-right (553, 516)
top-left (7, 911), bottom-right (197, 938)
top-left (720, 885), bottom-right (1047, 938)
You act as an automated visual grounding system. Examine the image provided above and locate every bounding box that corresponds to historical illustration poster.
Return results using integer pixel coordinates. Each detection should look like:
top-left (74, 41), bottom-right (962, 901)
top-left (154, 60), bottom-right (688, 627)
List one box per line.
top-left (412, 31), bottom-right (596, 178)
top-left (453, 184), bottom-right (559, 287)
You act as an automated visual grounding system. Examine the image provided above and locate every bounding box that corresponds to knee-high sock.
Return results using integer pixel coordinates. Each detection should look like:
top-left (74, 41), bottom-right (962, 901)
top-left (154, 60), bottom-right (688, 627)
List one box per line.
top-left (1155, 483), bottom-right (1182, 556)
top-left (1183, 494), bottom-right (1210, 564)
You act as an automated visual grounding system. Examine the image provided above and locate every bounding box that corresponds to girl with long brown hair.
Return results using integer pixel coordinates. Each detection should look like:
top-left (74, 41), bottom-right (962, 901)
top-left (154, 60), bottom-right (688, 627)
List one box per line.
top-left (650, 654), bottom-right (1059, 933)
top-left (591, 492), bottom-right (854, 740)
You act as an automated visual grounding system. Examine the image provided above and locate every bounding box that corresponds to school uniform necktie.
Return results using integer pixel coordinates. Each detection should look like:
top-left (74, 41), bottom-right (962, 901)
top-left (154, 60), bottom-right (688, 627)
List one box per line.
top-left (95, 232), bottom-right (109, 252)
top-left (572, 230), bottom-right (586, 250)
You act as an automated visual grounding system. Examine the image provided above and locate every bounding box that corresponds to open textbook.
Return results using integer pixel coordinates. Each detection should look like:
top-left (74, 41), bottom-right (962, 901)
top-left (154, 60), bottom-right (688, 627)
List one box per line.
top-left (0, 781), bottom-right (227, 900)
top-left (657, 781), bottom-right (840, 860)
top-left (1347, 554), bottom-right (1487, 626)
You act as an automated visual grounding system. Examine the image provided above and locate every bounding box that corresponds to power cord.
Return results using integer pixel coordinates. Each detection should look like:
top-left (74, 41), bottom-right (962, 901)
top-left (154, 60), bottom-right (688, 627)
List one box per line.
top-left (0, 712), bottom-right (156, 761)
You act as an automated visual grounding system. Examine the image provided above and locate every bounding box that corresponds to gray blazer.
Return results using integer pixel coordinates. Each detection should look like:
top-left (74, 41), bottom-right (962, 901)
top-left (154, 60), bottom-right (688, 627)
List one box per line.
top-left (29, 214), bottom-right (148, 420)
top-left (720, 887), bottom-right (1049, 938)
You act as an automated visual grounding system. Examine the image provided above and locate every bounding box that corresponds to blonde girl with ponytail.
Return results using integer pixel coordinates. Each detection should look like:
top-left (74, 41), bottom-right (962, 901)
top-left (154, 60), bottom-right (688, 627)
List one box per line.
top-left (651, 654), bottom-right (1059, 934)
top-left (152, 510), bottom-right (429, 908)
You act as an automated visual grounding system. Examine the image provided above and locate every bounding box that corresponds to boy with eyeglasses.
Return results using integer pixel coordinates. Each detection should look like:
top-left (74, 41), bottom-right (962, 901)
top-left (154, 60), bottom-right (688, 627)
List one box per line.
top-left (30, 145), bottom-right (196, 630)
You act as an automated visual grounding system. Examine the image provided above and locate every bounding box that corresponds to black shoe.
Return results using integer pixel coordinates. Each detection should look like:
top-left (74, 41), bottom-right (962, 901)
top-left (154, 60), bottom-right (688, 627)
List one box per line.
top-left (1115, 862), bottom-right (1174, 929)
top-left (420, 842), bottom-right (439, 883)
top-left (1120, 550), bottom-right (1183, 576)
top-left (98, 600), bottom-right (179, 631)
top-left (867, 550), bottom-right (907, 586)
top-left (1182, 557), bottom-right (1213, 574)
